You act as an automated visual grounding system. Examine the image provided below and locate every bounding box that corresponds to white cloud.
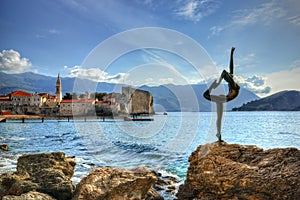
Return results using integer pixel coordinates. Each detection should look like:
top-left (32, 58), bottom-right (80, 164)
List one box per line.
top-left (291, 59), bottom-right (300, 68)
top-left (231, 66), bottom-right (300, 97)
top-left (232, 1), bottom-right (285, 26)
top-left (266, 67), bottom-right (300, 95)
top-left (176, 0), bottom-right (219, 22)
top-left (177, 1), bottom-right (200, 21)
top-left (48, 29), bottom-right (60, 34)
top-left (210, 1), bottom-right (287, 36)
top-left (234, 75), bottom-right (271, 95)
top-left (35, 28), bottom-right (60, 39)
top-left (67, 65), bottom-right (128, 83)
top-left (0, 49), bottom-right (32, 73)
top-left (287, 15), bottom-right (300, 27)
top-left (158, 77), bottom-right (175, 85)
top-left (209, 26), bottom-right (224, 36)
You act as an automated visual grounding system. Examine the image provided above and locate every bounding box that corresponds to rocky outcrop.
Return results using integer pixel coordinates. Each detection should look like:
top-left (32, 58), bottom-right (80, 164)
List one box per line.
top-left (122, 87), bottom-right (154, 115)
top-left (176, 142), bottom-right (300, 200)
top-left (72, 166), bottom-right (161, 200)
top-left (0, 152), bottom-right (76, 200)
top-left (1, 152), bottom-right (169, 200)
top-left (3, 191), bottom-right (56, 200)
top-left (5, 143), bottom-right (298, 200)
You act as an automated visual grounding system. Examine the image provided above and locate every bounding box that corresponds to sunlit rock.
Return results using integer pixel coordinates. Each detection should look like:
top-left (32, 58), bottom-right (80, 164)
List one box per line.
top-left (176, 142), bottom-right (300, 199)
top-left (0, 152), bottom-right (76, 200)
top-left (72, 166), bottom-right (159, 200)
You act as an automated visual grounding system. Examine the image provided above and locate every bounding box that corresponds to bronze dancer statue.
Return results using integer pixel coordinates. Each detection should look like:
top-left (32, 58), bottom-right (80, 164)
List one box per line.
top-left (203, 47), bottom-right (240, 142)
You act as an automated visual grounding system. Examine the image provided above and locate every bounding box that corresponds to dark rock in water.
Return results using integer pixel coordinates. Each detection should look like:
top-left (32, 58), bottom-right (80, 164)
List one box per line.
top-left (0, 152), bottom-right (76, 200)
top-left (72, 166), bottom-right (161, 200)
top-left (0, 144), bottom-right (8, 151)
top-left (176, 142), bottom-right (300, 200)
top-left (2, 191), bottom-right (56, 200)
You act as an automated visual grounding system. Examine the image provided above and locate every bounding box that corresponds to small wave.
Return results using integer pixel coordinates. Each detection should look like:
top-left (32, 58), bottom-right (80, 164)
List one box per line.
top-left (44, 132), bottom-right (71, 138)
top-left (71, 135), bottom-right (82, 141)
top-left (8, 137), bottom-right (26, 141)
top-left (278, 132), bottom-right (300, 137)
top-left (0, 155), bottom-right (19, 174)
top-left (113, 141), bottom-right (158, 153)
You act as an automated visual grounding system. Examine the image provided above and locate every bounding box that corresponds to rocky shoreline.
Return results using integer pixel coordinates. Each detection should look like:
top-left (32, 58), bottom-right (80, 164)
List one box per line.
top-left (1, 142), bottom-right (300, 200)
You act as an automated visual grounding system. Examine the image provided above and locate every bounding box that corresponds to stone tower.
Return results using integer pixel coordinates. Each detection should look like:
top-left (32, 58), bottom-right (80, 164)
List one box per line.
top-left (56, 73), bottom-right (62, 104)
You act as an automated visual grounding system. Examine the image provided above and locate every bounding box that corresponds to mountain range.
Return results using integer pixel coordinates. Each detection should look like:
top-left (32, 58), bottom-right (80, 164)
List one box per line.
top-left (0, 72), bottom-right (260, 112)
top-left (232, 90), bottom-right (300, 111)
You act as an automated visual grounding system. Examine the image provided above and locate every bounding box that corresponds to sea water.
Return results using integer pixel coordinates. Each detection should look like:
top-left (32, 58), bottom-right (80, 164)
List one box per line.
top-left (1, 112), bottom-right (300, 194)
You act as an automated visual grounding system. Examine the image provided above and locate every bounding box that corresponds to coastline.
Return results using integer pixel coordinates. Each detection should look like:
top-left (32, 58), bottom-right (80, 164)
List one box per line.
top-left (0, 114), bottom-right (118, 122)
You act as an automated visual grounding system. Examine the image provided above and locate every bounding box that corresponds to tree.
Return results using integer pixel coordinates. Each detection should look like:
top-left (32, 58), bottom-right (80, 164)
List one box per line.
top-left (90, 92), bottom-right (107, 100)
top-left (62, 92), bottom-right (78, 100)
top-left (63, 92), bottom-right (72, 100)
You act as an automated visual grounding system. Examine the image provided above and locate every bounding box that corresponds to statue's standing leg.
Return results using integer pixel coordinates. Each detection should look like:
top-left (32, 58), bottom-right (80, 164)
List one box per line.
top-left (216, 102), bottom-right (224, 142)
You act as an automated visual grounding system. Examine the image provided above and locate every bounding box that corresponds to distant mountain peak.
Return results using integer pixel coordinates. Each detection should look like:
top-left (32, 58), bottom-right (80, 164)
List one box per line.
top-left (233, 90), bottom-right (300, 111)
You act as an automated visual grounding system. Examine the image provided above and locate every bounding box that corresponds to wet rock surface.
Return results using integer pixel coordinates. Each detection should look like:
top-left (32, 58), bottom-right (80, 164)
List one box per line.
top-left (176, 142), bottom-right (300, 200)
top-left (2, 191), bottom-right (56, 200)
top-left (72, 166), bottom-right (158, 200)
top-left (0, 144), bottom-right (8, 151)
top-left (0, 152), bottom-right (76, 200)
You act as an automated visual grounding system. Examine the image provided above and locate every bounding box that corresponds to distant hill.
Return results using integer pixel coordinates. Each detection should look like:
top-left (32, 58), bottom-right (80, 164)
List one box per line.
top-left (232, 90), bottom-right (300, 111)
top-left (0, 72), bottom-right (260, 112)
top-left (0, 72), bottom-right (118, 95)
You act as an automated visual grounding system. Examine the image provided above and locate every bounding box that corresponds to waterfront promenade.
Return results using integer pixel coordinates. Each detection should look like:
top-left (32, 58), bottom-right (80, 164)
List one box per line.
top-left (0, 115), bottom-right (108, 123)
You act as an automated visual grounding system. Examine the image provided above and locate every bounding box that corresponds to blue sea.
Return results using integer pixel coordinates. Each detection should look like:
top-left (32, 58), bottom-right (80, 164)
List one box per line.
top-left (1, 112), bottom-right (300, 197)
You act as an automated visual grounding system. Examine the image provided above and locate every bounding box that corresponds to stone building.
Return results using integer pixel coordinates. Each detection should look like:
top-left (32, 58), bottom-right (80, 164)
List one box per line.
top-left (60, 99), bottom-right (97, 116)
top-left (0, 74), bottom-right (62, 115)
top-left (39, 93), bottom-right (57, 108)
top-left (0, 91), bottom-right (43, 114)
top-left (0, 91), bottom-right (42, 107)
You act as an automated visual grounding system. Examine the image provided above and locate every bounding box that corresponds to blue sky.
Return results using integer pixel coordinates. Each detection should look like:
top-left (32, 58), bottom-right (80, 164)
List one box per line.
top-left (0, 0), bottom-right (300, 96)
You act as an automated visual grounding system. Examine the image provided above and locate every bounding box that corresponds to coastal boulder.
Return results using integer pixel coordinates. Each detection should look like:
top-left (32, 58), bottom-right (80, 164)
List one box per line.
top-left (72, 166), bottom-right (159, 200)
top-left (2, 191), bottom-right (56, 200)
top-left (0, 144), bottom-right (8, 151)
top-left (176, 142), bottom-right (300, 200)
top-left (0, 152), bottom-right (76, 200)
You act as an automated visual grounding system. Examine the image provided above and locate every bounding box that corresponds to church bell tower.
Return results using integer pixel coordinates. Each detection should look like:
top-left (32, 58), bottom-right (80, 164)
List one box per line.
top-left (56, 73), bottom-right (62, 104)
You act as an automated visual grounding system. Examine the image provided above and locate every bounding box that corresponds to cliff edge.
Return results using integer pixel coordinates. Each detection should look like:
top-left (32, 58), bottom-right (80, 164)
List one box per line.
top-left (176, 142), bottom-right (300, 200)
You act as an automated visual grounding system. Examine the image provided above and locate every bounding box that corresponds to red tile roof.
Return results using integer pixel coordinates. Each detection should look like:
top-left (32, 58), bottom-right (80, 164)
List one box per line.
top-left (60, 99), bottom-right (96, 103)
top-left (10, 90), bottom-right (32, 97)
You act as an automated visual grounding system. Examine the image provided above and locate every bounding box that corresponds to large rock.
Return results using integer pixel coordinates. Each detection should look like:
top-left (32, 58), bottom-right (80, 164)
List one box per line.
top-left (176, 142), bottom-right (300, 199)
top-left (0, 152), bottom-right (76, 200)
top-left (122, 87), bottom-right (154, 115)
top-left (72, 166), bottom-right (159, 200)
top-left (3, 191), bottom-right (56, 200)
top-left (0, 144), bottom-right (8, 151)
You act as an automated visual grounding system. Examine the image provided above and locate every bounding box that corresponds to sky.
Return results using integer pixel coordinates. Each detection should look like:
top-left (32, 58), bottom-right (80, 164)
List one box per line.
top-left (0, 0), bottom-right (300, 97)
